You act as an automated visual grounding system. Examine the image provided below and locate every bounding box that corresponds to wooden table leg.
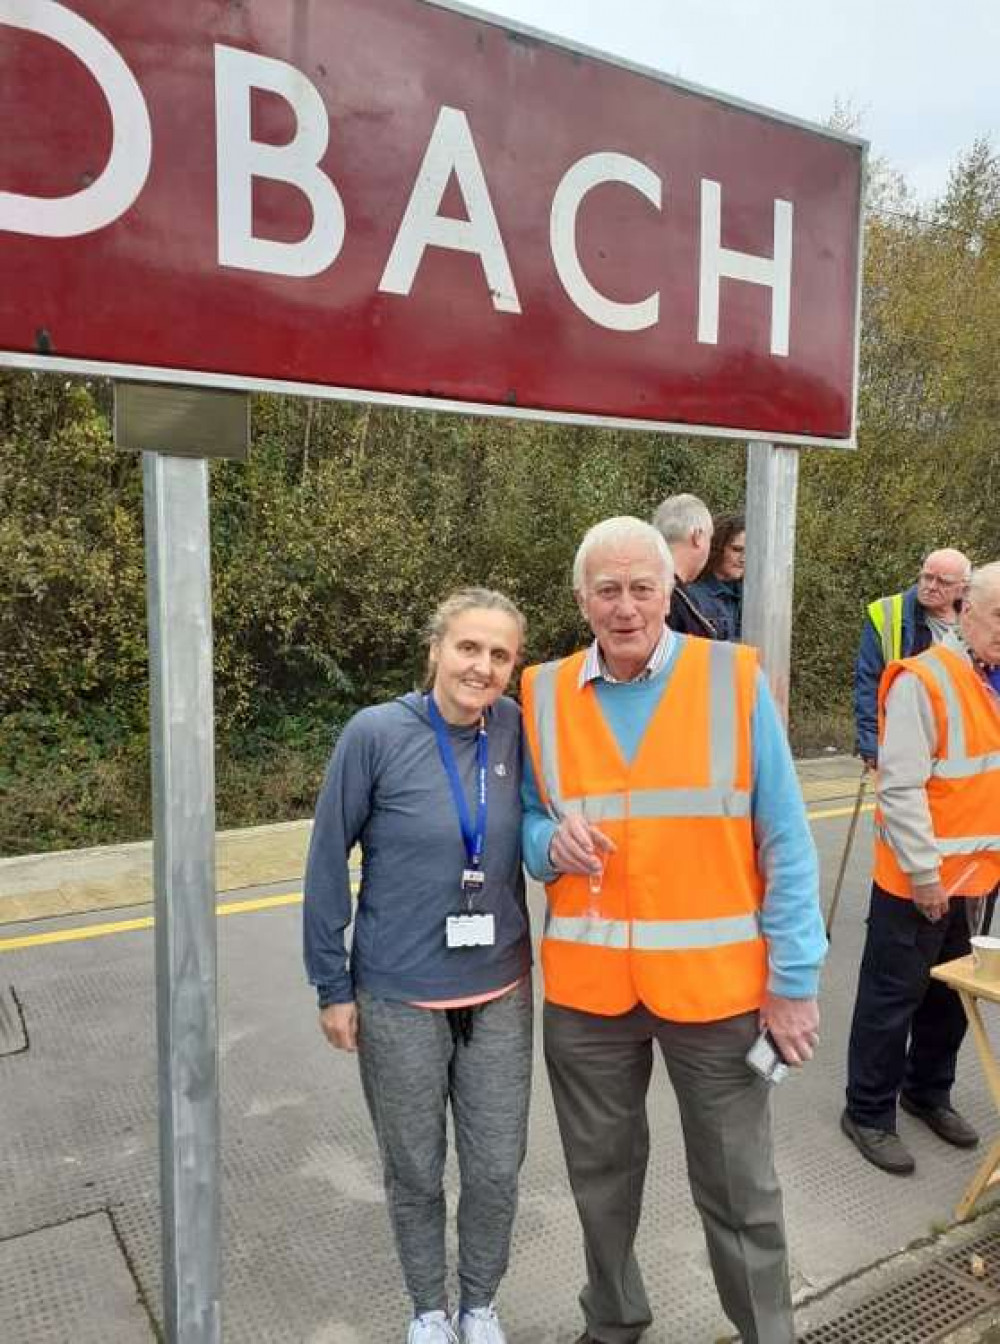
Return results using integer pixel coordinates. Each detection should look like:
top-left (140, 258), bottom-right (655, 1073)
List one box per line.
top-left (955, 990), bottom-right (1000, 1220)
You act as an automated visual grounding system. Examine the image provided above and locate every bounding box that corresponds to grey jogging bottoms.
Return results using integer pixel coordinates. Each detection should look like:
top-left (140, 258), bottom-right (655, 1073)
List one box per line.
top-left (357, 979), bottom-right (533, 1316)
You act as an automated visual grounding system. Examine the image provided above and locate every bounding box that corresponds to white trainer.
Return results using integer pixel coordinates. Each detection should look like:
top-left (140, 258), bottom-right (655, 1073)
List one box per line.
top-left (453, 1303), bottom-right (508, 1344)
top-left (407, 1310), bottom-right (460, 1344)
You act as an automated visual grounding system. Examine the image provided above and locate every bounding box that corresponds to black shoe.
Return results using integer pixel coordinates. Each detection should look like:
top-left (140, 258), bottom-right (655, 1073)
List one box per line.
top-left (900, 1095), bottom-right (980, 1148)
top-left (841, 1109), bottom-right (915, 1174)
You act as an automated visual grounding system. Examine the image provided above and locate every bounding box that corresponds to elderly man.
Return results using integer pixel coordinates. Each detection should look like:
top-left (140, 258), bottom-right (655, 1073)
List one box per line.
top-left (854, 548), bottom-right (972, 768)
top-left (651, 492), bottom-right (718, 637)
top-left (521, 516), bottom-right (826, 1344)
top-left (842, 562), bottom-right (1000, 1175)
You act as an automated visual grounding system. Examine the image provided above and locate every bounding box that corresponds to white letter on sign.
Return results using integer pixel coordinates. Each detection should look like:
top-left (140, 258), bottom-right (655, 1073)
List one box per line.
top-left (215, 45), bottom-right (345, 278)
top-left (698, 180), bottom-right (793, 357)
top-left (0, 0), bottom-right (151, 237)
top-left (379, 107), bottom-right (520, 314)
top-left (550, 153), bottom-right (662, 332)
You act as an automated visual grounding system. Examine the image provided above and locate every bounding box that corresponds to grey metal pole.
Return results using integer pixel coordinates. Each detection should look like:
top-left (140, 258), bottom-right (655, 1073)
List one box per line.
top-left (742, 439), bottom-right (800, 726)
top-left (143, 450), bottom-right (221, 1344)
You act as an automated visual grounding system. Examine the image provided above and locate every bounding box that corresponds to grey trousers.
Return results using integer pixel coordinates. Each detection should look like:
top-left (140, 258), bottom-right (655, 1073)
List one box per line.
top-left (357, 980), bottom-right (533, 1316)
top-left (544, 1001), bottom-right (792, 1344)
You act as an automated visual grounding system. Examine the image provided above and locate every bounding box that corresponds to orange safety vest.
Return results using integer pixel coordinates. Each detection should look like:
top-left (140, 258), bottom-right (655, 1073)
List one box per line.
top-left (521, 636), bottom-right (767, 1022)
top-left (873, 644), bottom-right (1000, 899)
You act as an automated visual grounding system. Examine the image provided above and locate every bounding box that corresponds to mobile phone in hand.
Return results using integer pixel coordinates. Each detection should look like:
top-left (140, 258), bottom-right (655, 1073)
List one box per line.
top-left (746, 1028), bottom-right (789, 1084)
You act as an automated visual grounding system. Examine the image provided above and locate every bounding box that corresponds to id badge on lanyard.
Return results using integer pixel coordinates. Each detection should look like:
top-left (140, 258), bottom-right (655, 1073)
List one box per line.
top-left (427, 696), bottom-right (496, 950)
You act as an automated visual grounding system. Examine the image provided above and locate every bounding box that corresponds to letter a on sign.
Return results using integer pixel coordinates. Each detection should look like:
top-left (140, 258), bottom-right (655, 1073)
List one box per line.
top-left (379, 106), bottom-right (521, 313)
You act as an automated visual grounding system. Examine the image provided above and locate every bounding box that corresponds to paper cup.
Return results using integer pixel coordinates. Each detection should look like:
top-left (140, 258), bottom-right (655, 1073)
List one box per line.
top-left (970, 935), bottom-right (1000, 982)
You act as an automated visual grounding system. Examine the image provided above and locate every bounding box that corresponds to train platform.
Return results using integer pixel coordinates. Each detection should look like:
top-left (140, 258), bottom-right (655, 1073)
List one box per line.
top-left (3, 756), bottom-right (1000, 1342)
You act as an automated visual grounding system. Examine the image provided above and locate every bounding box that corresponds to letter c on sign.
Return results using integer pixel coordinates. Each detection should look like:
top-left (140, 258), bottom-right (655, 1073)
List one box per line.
top-left (0, 0), bottom-right (152, 237)
top-left (550, 152), bottom-right (662, 332)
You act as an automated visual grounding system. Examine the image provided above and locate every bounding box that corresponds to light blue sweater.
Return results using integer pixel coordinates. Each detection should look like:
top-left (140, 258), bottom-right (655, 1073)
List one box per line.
top-left (522, 644), bottom-right (826, 1000)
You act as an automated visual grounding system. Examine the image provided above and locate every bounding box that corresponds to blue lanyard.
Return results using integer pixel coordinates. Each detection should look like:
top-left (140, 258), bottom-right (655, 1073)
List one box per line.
top-left (426, 695), bottom-right (488, 870)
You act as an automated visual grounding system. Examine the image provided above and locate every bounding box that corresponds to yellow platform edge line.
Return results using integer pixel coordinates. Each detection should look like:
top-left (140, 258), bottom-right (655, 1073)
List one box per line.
top-left (0, 892), bottom-right (304, 953)
top-left (0, 805), bottom-right (874, 954)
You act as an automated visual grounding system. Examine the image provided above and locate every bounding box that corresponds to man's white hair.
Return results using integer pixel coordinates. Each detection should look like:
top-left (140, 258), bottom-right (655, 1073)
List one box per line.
top-left (572, 516), bottom-right (674, 592)
top-left (651, 493), bottom-right (713, 545)
top-left (967, 561), bottom-right (1000, 606)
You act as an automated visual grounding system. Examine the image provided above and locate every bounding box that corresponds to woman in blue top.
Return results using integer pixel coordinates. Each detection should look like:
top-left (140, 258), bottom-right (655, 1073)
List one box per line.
top-left (687, 512), bottom-right (745, 642)
top-left (303, 588), bottom-right (532, 1344)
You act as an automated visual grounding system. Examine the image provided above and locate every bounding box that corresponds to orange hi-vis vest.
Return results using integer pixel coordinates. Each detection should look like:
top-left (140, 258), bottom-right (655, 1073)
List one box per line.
top-left (521, 636), bottom-right (767, 1022)
top-left (873, 644), bottom-right (1000, 899)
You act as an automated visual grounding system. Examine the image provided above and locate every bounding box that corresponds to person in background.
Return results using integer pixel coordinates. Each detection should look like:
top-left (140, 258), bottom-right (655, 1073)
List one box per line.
top-left (651, 492), bottom-right (718, 638)
top-left (521, 516), bottom-right (826, 1344)
top-left (842, 563), bottom-right (1000, 1176)
top-left (687, 511), bottom-right (745, 641)
top-left (854, 548), bottom-right (972, 768)
top-left (303, 588), bottom-right (533, 1344)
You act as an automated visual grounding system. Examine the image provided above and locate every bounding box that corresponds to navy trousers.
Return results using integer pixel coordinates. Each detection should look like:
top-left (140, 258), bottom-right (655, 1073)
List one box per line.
top-left (845, 883), bottom-right (986, 1131)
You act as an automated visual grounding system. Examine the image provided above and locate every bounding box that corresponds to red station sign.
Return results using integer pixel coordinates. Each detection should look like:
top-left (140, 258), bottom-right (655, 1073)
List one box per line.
top-left (0, 0), bottom-right (865, 445)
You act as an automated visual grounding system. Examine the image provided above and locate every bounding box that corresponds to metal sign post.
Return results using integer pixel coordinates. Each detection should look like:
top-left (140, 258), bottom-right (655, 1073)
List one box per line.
top-left (117, 383), bottom-right (248, 1343)
top-left (144, 449), bottom-right (220, 1343)
top-left (742, 440), bottom-right (801, 726)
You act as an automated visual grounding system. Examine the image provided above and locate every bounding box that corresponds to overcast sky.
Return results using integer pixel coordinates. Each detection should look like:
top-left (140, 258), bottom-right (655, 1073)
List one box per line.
top-left (476, 0), bottom-right (998, 203)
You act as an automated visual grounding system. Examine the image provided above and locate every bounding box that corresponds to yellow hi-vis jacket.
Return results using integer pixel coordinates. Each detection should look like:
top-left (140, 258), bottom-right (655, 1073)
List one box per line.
top-left (521, 637), bottom-right (767, 1022)
top-left (867, 592), bottom-right (905, 664)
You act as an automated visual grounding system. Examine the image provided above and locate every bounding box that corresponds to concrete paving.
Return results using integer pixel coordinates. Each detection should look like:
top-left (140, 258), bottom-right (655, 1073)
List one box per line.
top-left (0, 819), bottom-right (312, 925)
top-left (2, 756), bottom-right (1000, 1342)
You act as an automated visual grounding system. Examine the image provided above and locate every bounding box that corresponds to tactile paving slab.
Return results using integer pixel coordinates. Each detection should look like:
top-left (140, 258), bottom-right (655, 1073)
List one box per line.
top-left (0, 1211), bottom-right (155, 1342)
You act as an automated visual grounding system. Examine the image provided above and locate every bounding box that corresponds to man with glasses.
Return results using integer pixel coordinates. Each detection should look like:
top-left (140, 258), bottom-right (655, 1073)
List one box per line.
top-left (854, 549), bottom-right (972, 769)
top-left (842, 563), bottom-right (1000, 1175)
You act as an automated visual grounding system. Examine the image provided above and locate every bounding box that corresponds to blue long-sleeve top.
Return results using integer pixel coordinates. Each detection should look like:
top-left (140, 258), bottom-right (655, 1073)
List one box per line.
top-left (304, 693), bottom-right (531, 1006)
top-left (522, 646), bottom-right (826, 1000)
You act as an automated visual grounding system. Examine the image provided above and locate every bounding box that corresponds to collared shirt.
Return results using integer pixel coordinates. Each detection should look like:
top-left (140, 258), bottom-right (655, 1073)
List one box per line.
top-left (926, 613), bottom-right (959, 645)
top-left (579, 626), bottom-right (674, 687)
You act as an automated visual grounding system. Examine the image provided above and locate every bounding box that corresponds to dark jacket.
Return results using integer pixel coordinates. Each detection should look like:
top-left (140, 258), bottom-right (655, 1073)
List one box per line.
top-left (667, 580), bottom-right (720, 639)
top-left (853, 584), bottom-right (932, 763)
top-left (686, 574), bottom-right (742, 642)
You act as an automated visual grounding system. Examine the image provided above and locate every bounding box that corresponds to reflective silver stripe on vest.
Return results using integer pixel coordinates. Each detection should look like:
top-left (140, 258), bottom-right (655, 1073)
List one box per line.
top-left (631, 911), bottom-right (761, 950)
top-left (561, 787), bottom-right (750, 820)
top-left (544, 912), bottom-right (760, 950)
top-left (933, 750), bottom-right (1000, 780)
top-left (876, 821), bottom-right (1000, 857)
top-left (936, 835), bottom-right (1000, 855)
top-left (531, 659), bottom-right (564, 817)
top-left (544, 913), bottom-right (629, 948)
top-left (875, 596), bottom-right (897, 664)
top-left (922, 653), bottom-right (967, 761)
top-left (708, 640), bottom-right (737, 790)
